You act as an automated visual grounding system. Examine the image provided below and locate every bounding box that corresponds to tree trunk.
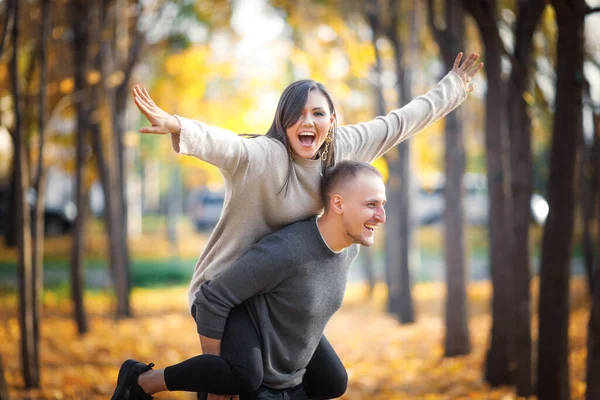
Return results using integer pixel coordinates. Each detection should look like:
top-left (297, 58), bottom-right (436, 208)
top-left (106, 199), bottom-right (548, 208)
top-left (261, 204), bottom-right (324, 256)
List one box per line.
top-left (366, 0), bottom-right (416, 323)
top-left (107, 1), bottom-right (144, 317)
top-left (428, 0), bottom-right (470, 357)
top-left (31, 0), bottom-right (51, 382)
top-left (388, 0), bottom-right (416, 324)
top-left (585, 47), bottom-right (600, 400)
top-left (92, 0), bottom-right (130, 320)
top-left (0, 354), bottom-right (9, 400)
top-left (588, 251), bottom-right (600, 399)
top-left (10, 0), bottom-right (39, 387)
top-left (507, 1), bottom-right (545, 395)
top-left (580, 100), bottom-right (599, 295)
top-left (537, 1), bottom-right (585, 399)
top-left (462, 0), bottom-right (514, 386)
top-left (70, 0), bottom-right (90, 334)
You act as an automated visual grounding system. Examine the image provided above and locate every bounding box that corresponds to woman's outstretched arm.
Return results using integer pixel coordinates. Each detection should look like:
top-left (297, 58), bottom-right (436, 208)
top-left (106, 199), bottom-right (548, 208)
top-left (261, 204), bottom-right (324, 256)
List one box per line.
top-left (335, 52), bottom-right (483, 163)
top-left (132, 85), bottom-right (249, 175)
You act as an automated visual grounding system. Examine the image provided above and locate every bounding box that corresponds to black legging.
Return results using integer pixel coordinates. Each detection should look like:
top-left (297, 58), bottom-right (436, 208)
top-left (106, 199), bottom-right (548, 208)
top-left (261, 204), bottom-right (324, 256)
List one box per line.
top-left (163, 304), bottom-right (347, 399)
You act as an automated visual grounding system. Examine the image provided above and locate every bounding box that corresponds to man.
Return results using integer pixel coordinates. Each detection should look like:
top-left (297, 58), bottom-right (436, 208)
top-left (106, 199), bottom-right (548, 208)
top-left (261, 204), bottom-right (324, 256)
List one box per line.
top-left (111, 160), bottom-right (387, 400)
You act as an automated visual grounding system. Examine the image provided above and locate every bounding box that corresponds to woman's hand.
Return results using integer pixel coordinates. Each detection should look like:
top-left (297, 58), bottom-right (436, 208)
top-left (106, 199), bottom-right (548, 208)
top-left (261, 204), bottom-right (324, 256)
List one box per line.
top-left (132, 85), bottom-right (181, 134)
top-left (452, 52), bottom-right (484, 93)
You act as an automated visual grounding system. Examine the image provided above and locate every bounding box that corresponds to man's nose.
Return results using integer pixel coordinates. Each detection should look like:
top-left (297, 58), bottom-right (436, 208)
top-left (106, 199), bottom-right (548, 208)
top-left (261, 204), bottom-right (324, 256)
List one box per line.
top-left (375, 207), bottom-right (386, 223)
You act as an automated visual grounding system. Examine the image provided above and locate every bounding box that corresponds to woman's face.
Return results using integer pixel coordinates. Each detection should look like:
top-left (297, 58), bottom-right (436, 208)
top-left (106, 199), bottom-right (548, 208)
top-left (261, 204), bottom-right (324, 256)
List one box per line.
top-left (285, 90), bottom-right (335, 159)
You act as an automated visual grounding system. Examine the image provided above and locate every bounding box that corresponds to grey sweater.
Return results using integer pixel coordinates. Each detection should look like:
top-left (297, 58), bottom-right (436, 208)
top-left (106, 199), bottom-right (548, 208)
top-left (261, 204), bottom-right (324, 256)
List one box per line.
top-left (172, 71), bottom-right (467, 309)
top-left (194, 218), bottom-right (359, 389)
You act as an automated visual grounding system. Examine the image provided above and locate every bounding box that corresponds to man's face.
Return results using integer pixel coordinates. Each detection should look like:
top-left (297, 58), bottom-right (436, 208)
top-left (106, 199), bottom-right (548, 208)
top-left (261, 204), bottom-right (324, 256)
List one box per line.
top-left (340, 172), bottom-right (387, 247)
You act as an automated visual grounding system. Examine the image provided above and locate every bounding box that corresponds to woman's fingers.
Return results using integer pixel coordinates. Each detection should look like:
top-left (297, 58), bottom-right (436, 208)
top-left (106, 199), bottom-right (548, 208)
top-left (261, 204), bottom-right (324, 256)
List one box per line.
top-left (139, 126), bottom-right (164, 134)
top-left (468, 61), bottom-right (484, 79)
top-left (133, 94), bottom-right (154, 118)
top-left (460, 52), bottom-right (478, 72)
top-left (453, 52), bottom-right (463, 71)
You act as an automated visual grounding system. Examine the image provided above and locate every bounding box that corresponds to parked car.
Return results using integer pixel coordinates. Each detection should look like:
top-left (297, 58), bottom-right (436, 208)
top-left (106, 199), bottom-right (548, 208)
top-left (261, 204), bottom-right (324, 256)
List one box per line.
top-left (0, 185), bottom-right (77, 236)
top-left (188, 188), bottom-right (225, 231)
top-left (414, 173), bottom-right (549, 226)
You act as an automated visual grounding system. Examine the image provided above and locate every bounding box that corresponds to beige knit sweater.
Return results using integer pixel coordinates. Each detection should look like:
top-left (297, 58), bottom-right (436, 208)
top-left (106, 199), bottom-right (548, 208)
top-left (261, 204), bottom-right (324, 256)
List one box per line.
top-left (170, 71), bottom-right (468, 310)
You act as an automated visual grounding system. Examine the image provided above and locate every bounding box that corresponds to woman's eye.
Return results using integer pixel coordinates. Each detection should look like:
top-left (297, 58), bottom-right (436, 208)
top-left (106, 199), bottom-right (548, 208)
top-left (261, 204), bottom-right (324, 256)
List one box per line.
top-left (315, 112), bottom-right (324, 117)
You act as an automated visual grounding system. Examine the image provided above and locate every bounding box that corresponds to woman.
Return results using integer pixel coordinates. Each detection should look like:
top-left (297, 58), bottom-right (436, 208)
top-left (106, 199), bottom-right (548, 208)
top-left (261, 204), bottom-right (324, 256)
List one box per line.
top-left (122, 52), bottom-right (482, 400)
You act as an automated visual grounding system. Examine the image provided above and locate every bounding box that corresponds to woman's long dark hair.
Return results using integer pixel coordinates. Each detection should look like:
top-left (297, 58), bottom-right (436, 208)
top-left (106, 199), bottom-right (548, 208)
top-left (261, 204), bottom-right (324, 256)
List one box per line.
top-left (244, 80), bottom-right (338, 195)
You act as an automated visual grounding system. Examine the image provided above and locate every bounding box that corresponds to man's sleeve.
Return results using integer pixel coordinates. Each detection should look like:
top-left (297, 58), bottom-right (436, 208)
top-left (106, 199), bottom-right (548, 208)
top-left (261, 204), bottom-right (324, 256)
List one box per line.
top-left (193, 233), bottom-right (293, 339)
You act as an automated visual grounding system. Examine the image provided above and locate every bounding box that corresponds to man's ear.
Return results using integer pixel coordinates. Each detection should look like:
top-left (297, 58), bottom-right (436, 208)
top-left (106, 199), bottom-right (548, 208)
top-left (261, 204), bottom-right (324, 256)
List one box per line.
top-left (331, 194), bottom-right (343, 214)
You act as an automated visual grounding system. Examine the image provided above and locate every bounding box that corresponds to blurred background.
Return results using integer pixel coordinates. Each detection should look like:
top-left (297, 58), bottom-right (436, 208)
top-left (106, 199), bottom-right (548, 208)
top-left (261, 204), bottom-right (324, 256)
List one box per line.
top-left (0, 0), bottom-right (598, 399)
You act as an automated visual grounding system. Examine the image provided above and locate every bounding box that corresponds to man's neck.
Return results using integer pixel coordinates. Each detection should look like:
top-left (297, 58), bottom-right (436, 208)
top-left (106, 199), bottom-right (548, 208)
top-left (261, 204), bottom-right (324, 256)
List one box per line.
top-left (316, 215), bottom-right (349, 253)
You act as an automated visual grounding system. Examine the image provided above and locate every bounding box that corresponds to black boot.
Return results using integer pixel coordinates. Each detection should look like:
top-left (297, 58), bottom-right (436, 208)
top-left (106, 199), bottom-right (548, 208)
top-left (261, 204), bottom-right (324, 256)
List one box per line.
top-left (111, 359), bottom-right (155, 400)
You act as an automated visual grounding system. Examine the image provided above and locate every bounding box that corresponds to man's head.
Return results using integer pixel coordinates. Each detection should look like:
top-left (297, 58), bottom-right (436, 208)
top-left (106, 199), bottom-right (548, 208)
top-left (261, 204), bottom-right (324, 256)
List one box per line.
top-left (320, 161), bottom-right (386, 248)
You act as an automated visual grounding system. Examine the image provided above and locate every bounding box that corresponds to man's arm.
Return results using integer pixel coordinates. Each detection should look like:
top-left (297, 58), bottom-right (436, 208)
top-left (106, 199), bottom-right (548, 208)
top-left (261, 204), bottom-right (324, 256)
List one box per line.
top-left (194, 232), bottom-right (294, 340)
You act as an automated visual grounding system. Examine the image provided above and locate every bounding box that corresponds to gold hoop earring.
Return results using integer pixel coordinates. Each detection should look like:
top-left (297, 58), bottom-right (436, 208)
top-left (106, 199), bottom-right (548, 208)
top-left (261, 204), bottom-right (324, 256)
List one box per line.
top-left (321, 134), bottom-right (332, 161)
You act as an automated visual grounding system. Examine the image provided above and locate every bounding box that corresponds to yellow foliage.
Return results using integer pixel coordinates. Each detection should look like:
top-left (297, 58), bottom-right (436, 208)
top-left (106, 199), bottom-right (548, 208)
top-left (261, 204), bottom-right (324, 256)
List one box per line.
top-left (0, 278), bottom-right (589, 399)
top-left (106, 71), bottom-right (125, 89)
top-left (87, 69), bottom-right (101, 85)
top-left (59, 78), bottom-right (74, 94)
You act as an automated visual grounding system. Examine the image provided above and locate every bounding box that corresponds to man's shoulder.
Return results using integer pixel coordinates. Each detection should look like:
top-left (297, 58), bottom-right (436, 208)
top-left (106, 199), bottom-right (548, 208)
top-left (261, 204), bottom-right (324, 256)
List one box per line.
top-left (275, 218), bottom-right (317, 240)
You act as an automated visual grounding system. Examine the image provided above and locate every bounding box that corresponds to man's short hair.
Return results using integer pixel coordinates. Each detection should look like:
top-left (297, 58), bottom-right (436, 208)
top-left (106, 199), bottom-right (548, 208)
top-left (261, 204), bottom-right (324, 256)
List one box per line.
top-left (320, 161), bottom-right (383, 210)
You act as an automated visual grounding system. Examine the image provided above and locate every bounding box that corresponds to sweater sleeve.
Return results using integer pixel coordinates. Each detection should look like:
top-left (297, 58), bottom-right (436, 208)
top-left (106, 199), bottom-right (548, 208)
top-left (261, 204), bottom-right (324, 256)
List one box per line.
top-left (193, 234), bottom-right (293, 339)
top-left (335, 71), bottom-right (467, 163)
top-left (170, 116), bottom-right (248, 176)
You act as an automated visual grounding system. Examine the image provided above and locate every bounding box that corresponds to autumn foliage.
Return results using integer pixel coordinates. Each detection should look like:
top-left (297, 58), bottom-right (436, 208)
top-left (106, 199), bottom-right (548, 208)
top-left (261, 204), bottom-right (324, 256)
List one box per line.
top-left (0, 278), bottom-right (588, 399)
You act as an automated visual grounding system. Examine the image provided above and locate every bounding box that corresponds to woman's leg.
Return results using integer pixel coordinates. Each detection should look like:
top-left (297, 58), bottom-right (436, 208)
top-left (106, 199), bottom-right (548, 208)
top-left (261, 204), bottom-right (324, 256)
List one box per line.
top-left (145, 304), bottom-right (263, 395)
top-left (302, 335), bottom-right (347, 400)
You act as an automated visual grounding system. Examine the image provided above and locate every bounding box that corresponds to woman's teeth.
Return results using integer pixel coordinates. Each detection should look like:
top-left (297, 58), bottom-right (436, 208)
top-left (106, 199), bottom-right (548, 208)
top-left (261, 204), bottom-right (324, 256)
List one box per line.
top-left (299, 132), bottom-right (315, 145)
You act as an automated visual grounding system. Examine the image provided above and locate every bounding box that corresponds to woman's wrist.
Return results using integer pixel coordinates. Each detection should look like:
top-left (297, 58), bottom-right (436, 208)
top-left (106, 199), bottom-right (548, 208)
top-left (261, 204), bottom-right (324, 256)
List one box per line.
top-left (171, 115), bottom-right (182, 134)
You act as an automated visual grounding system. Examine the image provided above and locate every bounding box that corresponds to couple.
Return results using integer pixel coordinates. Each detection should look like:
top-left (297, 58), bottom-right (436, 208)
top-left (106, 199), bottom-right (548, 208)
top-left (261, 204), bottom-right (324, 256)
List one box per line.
top-left (111, 52), bottom-right (482, 399)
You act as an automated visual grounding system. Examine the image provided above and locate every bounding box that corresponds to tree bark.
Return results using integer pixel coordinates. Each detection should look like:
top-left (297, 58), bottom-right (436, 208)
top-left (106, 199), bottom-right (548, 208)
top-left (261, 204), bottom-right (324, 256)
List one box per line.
top-left (92, 0), bottom-right (130, 320)
top-left (0, 354), bottom-right (9, 400)
top-left (10, 0), bottom-right (39, 387)
top-left (70, 0), bottom-right (90, 334)
top-left (586, 87), bottom-right (600, 400)
top-left (507, 1), bottom-right (545, 395)
top-left (31, 0), bottom-right (51, 383)
top-left (103, 0), bottom-right (145, 318)
top-left (580, 89), bottom-right (598, 296)
top-left (366, 0), bottom-right (416, 323)
top-left (537, 1), bottom-right (585, 399)
top-left (387, 0), bottom-right (416, 324)
top-left (0, 0), bottom-right (13, 58)
top-left (428, 0), bottom-right (470, 357)
top-left (462, 0), bottom-right (514, 386)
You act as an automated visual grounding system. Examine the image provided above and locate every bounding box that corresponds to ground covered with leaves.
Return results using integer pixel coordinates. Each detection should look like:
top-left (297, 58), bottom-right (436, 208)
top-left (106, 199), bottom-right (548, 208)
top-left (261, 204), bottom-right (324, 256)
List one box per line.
top-left (0, 278), bottom-right (589, 399)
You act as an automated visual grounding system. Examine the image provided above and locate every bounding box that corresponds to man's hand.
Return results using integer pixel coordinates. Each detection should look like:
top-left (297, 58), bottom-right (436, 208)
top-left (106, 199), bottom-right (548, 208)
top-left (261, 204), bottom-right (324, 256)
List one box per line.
top-left (132, 85), bottom-right (181, 134)
top-left (451, 52), bottom-right (484, 93)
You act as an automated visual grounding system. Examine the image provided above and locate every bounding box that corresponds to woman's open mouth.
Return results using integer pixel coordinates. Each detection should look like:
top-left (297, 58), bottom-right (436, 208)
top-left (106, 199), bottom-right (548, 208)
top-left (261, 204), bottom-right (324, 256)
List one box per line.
top-left (298, 131), bottom-right (316, 147)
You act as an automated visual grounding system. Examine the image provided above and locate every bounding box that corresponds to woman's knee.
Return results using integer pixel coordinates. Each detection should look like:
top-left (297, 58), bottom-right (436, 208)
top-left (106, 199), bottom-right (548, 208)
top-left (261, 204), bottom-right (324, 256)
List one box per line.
top-left (230, 360), bottom-right (263, 393)
top-left (326, 368), bottom-right (348, 398)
